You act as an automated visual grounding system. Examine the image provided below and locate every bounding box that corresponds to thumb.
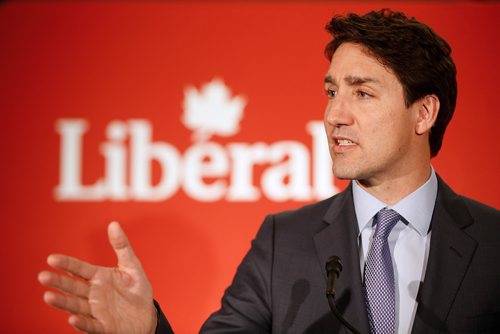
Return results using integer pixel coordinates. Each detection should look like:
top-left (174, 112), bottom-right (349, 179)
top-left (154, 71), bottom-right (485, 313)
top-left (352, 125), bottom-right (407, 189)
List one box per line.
top-left (108, 221), bottom-right (142, 270)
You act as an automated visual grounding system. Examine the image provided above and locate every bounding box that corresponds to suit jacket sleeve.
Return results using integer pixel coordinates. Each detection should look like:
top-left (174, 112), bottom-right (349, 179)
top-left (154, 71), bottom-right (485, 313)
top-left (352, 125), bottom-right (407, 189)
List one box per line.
top-left (199, 215), bottom-right (275, 333)
top-left (154, 300), bottom-right (175, 334)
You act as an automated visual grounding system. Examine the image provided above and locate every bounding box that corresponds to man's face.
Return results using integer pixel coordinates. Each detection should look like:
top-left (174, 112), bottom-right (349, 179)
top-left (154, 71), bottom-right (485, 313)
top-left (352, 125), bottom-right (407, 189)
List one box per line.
top-left (324, 42), bottom-right (420, 185)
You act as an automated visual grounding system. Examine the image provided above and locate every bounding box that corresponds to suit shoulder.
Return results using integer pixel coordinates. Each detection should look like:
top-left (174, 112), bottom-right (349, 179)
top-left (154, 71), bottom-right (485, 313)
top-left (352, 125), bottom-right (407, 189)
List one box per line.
top-left (460, 195), bottom-right (500, 224)
top-left (437, 176), bottom-right (499, 230)
top-left (445, 194), bottom-right (500, 242)
top-left (263, 189), bottom-right (350, 236)
top-left (272, 194), bottom-right (337, 223)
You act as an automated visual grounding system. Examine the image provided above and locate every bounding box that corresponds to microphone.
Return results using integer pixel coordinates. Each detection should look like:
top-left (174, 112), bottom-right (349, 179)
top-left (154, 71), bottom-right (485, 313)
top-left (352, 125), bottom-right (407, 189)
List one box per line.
top-left (325, 256), bottom-right (360, 334)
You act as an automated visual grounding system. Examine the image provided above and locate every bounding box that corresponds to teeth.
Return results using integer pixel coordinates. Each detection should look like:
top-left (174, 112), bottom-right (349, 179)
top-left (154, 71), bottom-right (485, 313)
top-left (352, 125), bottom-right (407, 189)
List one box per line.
top-left (337, 139), bottom-right (354, 146)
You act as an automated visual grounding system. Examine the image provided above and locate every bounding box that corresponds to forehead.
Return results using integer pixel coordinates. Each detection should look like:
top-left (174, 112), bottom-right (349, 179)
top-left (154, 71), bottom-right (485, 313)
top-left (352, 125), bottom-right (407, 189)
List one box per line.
top-left (326, 42), bottom-right (399, 86)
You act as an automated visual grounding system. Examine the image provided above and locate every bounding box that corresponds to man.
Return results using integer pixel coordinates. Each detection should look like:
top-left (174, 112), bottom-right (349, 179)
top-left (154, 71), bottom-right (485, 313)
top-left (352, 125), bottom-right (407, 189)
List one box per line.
top-left (38, 9), bottom-right (500, 333)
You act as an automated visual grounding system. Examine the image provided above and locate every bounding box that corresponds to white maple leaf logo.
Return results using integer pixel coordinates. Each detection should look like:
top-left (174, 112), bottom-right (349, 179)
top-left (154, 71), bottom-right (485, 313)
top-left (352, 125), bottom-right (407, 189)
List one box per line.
top-left (182, 78), bottom-right (246, 142)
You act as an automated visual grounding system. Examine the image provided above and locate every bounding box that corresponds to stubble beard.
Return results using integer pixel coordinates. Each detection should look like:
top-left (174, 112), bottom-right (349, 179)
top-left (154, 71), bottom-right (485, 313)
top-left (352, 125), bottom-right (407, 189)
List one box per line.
top-left (331, 153), bottom-right (375, 182)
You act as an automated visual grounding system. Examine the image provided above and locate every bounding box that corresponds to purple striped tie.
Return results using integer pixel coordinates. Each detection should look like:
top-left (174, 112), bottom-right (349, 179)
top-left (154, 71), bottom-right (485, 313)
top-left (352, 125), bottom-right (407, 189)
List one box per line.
top-left (363, 208), bottom-right (401, 334)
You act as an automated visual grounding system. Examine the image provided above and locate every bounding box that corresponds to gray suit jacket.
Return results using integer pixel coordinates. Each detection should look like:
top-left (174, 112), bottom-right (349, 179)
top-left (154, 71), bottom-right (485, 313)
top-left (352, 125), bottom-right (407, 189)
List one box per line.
top-left (158, 176), bottom-right (500, 333)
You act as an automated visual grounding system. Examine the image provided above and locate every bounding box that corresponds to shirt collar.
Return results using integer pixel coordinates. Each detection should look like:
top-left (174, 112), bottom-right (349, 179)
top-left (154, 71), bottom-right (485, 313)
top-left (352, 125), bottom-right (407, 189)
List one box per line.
top-left (352, 167), bottom-right (437, 236)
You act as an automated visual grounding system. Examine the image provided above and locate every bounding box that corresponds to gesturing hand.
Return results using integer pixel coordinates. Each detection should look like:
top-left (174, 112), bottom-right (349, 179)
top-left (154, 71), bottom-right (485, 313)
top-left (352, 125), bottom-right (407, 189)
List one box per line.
top-left (38, 222), bottom-right (157, 334)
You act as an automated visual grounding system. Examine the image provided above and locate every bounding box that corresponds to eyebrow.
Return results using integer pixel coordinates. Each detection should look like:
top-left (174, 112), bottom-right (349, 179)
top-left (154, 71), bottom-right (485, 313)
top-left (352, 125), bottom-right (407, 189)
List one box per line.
top-left (324, 74), bottom-right (381, 86)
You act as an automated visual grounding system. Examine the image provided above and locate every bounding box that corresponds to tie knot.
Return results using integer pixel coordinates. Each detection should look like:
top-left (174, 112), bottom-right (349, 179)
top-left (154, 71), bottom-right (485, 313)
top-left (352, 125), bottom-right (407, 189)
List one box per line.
top-left (373, 208), bottom-right (401, 239)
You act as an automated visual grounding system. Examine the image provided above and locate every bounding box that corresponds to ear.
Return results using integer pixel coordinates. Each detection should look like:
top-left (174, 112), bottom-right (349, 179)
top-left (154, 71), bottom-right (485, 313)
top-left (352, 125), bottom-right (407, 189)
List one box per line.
top-left (415, 94), bottom-right (440, 135)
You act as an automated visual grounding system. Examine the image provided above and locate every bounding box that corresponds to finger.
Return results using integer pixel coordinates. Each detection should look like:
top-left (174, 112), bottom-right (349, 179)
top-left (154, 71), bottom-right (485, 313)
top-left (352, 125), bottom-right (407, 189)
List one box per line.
top-left (38, 271), bottom-right (90, 298)
top-left (47, 254), bottom-right (97, 280)
top-left (68, 314), bottom-right (104, 334)
top-left (107, 221), bottom-right (142, 270)
top-left (43, 290), bottom-right (92, 316)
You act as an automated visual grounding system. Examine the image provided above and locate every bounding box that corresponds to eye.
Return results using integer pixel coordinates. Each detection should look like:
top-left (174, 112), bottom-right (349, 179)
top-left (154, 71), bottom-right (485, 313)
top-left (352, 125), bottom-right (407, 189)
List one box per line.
top-left (357, 90), bottom-right (372, 98)
top-left (325, 88), bottom-right (337, 99)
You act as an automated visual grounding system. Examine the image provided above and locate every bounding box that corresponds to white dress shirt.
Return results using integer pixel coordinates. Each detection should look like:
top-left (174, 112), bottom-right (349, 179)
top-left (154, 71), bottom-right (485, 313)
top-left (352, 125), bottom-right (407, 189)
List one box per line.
top-left (352, 168), bottom-right (437, 334)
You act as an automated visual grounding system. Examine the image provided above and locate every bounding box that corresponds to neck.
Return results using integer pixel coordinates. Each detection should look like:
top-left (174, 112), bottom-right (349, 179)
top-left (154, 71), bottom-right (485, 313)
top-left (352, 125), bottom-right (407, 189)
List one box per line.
top-left (356, 164), bottom-right (432, 206)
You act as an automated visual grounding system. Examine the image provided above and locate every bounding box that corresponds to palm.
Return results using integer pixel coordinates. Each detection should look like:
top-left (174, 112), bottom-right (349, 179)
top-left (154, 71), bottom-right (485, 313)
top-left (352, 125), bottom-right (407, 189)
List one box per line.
top-left (88, 266), bottom-right (153, 333)
top-left (38, 222), bottom-right (157, 334)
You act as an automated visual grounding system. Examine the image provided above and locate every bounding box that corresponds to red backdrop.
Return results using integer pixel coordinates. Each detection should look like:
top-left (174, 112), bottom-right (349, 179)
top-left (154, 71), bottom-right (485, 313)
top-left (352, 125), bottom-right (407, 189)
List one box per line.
top-left (0, 2), bottom-right (498, 333)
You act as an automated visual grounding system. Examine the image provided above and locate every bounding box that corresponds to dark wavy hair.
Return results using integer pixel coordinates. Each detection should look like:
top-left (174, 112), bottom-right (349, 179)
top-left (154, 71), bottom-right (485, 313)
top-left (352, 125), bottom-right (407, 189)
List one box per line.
top-left (325, 9), bottom-right (457, 157)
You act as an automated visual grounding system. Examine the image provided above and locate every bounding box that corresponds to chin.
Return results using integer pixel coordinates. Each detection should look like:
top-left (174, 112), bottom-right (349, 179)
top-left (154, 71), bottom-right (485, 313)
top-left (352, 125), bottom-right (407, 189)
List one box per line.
top-left (333, 174), bottom-right (353, 181)
top-left (332, 164), bottom-right (375, 182)
top-left (332, 167), bottom-right (358, 181)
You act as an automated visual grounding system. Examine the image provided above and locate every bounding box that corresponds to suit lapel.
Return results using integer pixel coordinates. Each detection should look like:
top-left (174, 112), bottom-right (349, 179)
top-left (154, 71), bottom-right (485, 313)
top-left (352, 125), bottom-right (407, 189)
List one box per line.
top-left (313, 184), bottom-right (370, 334)
top-left (412, 176), bottom-right (478, 333)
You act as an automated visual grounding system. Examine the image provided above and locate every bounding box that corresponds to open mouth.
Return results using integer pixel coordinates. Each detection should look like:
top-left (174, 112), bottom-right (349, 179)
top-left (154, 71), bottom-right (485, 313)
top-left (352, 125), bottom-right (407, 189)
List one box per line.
top-left (332, 136), bottom-right (358, 153)
top-left (336, 139), bottom-right (355, 146)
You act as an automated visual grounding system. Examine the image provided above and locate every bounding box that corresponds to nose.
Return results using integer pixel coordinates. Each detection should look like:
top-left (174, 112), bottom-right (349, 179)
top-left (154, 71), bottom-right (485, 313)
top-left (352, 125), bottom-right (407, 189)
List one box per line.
top-left (324, 93), bottom-right (353, 128)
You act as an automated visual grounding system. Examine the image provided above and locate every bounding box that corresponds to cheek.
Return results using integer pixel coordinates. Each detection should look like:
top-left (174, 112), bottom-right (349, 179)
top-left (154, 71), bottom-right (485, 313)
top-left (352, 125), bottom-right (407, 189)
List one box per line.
top-left (363, 115), bottom-right (389, 140)
top-left (363, 116), bottom-right (401, 153)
